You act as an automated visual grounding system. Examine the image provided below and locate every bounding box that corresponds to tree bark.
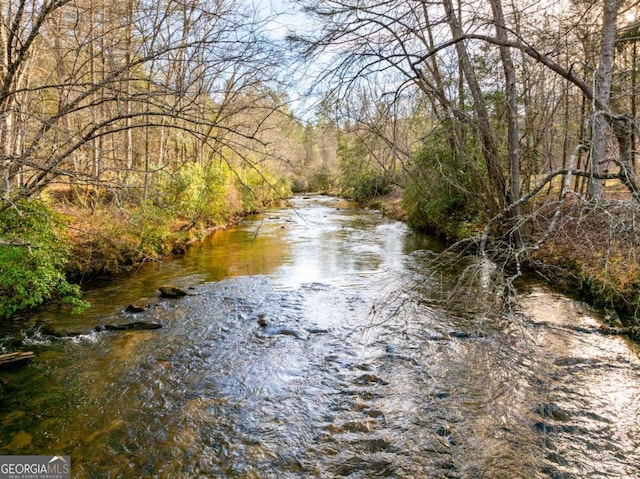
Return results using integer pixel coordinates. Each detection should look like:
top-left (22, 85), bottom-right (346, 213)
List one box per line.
top-left (588, 0), bottom-right (619, 200)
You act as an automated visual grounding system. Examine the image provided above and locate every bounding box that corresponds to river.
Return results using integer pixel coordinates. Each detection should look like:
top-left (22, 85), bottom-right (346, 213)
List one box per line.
top-left (0, 195), bottom-right (639, 478)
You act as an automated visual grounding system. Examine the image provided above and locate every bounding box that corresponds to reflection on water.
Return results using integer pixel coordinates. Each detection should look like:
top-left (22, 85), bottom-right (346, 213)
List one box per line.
top-left (0, 196), bottom-right (638, 478)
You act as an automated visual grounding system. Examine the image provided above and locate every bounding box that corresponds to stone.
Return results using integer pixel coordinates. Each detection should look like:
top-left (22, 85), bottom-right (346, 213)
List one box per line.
top-left (159, 285), bottom-right (188, 298)
top-left (125, 302), bottom-right (148, 313)
top-left (40, 324), bottom-right (82, 338)
top-left (99, 321), bottom-right (162, 331)
top-left (272, 327), bottom-right (306, 340)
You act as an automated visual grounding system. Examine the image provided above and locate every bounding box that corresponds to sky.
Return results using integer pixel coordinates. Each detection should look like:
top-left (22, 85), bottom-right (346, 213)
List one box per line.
top-left (255, 0), bottom-right (313, 40)
top-left (250, 0), bottom-right (328, 120)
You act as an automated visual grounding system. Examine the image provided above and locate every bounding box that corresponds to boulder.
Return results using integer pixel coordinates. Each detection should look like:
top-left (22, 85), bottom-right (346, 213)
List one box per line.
top-left (39, 324), bottom-right (82, 338)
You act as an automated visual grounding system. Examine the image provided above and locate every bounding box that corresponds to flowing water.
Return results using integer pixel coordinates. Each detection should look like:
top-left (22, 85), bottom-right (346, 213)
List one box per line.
top-left (0, 196), bottom-right (639, 478)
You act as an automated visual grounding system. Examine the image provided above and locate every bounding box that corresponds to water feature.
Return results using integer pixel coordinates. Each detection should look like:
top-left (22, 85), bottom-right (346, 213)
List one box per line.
top-left (0, 196), bottom-right (638, 478)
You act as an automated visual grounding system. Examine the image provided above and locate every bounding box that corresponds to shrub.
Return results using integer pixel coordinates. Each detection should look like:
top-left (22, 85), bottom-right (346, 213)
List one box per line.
top-left (151, 161), bottom-right (231, 224)
top-left (236, 167), bottom-right (292, 212)
top-left (130, 203), bottom-right (174, 258)
top-left (341, 171), bottom-right (392, 203)
top-left (338, 136), bottom-right (392, 202)
top-left (403, 134), bottom-right (485, 239)
top-left (308, 168), bottom-right (334, 194)
top-left (0, 200), bottom-right (88, 318)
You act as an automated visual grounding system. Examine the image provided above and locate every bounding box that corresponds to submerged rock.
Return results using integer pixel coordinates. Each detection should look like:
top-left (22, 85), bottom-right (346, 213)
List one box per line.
top-left (125, 302), bottom-right (149, 313)
top-left (256, 324), bottom-right (307, 340)
top-left (39, 324), bottom-right (83, 338)
top-left (305, 327), bottom-right (330, 334)
top-left (271, 327), bottom-right (306, 340)
top-left (125, 297), bottom-right (160, 313)
top-left (125, 304), bottom-right (146, 313)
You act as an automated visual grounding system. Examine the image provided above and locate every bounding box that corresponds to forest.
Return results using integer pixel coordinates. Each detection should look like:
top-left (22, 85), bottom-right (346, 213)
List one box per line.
top-left (1, 0), bottom-right (640, 327)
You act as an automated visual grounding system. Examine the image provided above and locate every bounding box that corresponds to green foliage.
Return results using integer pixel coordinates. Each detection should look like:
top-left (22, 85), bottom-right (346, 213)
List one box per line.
top-left (338, 137), bottom-right (392, 202)
top-left (152, 161), bottom-right (231, 224)
top-left (236, 167), bottom-right (292, 212)
top-left (0, 200), bottom-right (88, 318)
top-left (131, 203), bottom-right (174, 257)
top-left (152, 160), bottom-right (291, 222)
top-left (403, 133), bottom-right (485, 239)
top-left (308, 168), bottom-right (334, 193)
top-left (342, 171), bottom-right (392, 203)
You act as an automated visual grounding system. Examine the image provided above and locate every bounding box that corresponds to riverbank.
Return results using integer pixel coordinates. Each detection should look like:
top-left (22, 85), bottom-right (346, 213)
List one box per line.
top-left (373, 188), bottom-right (640, 332)
top-left (2, 182), bottom-right (300, 320)
top-left (528, 199), bottom-right (640, 326)
top-left (60, 203), bottom-right (244, 283)
top-left (40, 179), bottom-right (293, 285)
top-left (25, 186), bottom-right (640, 334)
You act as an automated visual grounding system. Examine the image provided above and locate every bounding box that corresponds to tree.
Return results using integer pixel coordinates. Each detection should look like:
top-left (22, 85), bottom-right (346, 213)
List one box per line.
top-left (289, 0), bottom-right (640, 239)
top-left (589, 0), bottom-right (620, 199)
top-left (442, 0), bottom-right (507, 215)
top-left (490, 0), bottom-right (520, 217)
top-left (0, 0), bottom-right (286, 212)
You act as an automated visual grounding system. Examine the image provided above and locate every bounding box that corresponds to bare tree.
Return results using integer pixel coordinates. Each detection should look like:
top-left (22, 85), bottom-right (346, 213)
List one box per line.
top-left (0, 0), bottom-right (287, 212)
top-left (289, 0), bottom-right (640, 250)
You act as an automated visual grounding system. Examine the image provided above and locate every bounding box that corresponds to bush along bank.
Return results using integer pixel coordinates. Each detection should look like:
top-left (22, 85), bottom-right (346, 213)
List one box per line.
top-left (0, 164), bottom-right (292, 320)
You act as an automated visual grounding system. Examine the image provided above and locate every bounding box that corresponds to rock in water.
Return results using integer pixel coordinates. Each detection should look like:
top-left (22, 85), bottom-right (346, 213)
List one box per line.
top-left (125, 302), bottom-right (148, 313)
top-left (159, 285), bottom-right (188, 298)
top-left (99, 321), bottom-right (162, 331)
top-left (271, 327), bottom-right (307, 340)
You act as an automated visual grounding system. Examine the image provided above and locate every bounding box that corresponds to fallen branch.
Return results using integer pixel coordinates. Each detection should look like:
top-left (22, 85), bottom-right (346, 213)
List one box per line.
top-left (0, 239), bottom-right (32, 247)
top-left (0, 351), bottom-right (35, 368)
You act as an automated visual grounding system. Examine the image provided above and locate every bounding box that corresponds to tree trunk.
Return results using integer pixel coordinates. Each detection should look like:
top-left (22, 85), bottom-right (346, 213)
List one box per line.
top-left (631, 40), bottom-right (637, 176)
top-left (442, 0), bottom-right (506, 215)
top-left (125, 0), bottom-right (135, 177)
top-left (414, 1), bottom-right (462, 153)
top-left (490, 0), bottom-right (520, 217)
top-left (589, 0), bottom-right (619, 200)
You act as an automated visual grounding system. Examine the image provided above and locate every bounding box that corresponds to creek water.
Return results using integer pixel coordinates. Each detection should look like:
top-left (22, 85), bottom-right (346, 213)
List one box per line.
top-left (0, 195), bottom-right (639, 478)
